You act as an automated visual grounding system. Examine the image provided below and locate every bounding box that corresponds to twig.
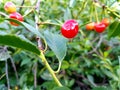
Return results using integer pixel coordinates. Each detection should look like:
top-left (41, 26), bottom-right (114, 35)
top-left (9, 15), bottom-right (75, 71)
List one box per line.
top-left (88, 34), bottom-right (103, 57)
top-left (9, 57), bottom-right (19, 83)
top-left (33, 63), bottom-right (37, 88)
top-left (33, 0), bottom-right (41, 88)
top-left (4, 47), bottom-right (19, 84)
top-left (0, 73), bottom-right (6, 80)
top-left (17, 6), bottom-right (36, 8)
top-left (19, 0), bottom-right (25, 12)
top-left (5, 59), bottom-right (10, 90)
top-left (93, 0), bottom-right (120, 18)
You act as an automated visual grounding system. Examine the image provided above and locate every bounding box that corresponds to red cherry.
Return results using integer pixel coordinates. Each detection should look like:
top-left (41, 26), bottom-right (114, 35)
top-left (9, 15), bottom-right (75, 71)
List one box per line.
top-left (101, 18), bottom-right (110, 27)
top-left (94, 23), bottom-right (106, 33)
top-left (86, 22), bottom-right (95, 30)
top-left (61, 19), bottom-right (79, 38)
top-left (9, 12), bottom-right (24, 26)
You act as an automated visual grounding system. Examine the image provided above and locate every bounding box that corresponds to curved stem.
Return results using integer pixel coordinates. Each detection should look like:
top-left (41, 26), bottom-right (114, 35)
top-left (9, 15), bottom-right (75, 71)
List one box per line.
top-left (54, 61), bottom-right (62, 73)
top-left (39, 52), bottom-right (62, 86)
top-left (38, 22), bottom-right (61, 26)
top-left (17, 6), bottom-right (36, 8)
top-left (0, 73), bottom-right (6, 80)
top-left (23, 9), bottom-right (34, 17)
top-left (79, 29), bottom-right (86, 37)
top-left (106, 7), bottom-right (120, 18)
top-left (43, 39), bottom-right (48, 52)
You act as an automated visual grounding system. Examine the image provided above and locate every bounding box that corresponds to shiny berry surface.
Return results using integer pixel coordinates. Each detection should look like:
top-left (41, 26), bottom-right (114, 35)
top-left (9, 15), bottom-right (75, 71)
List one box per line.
top-left (9, 12), bottom-right (23, 26)
top-left (4, 2), bottom-right (16, 13)
top-left (101, 18), bottom-right (110, 27)
top-left (94, 23), bottom-right (106, 33)
top-left (86, 22), bottom-right (95, 30)
top-left (61, 19), bottom-right (79, 38)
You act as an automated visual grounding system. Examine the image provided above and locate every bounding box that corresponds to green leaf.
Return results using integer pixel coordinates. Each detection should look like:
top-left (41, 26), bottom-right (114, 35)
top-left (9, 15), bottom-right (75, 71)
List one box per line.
top-left (6, 18), bottom-right (43, 38)
top-left (0, 34), bottom-right (40, 55)
top-left (61, 61), bottom-right (69, 69)
top-left (108, 20), bottom-right (120, 38)
top-left (69, 0), bottom-right (76, 8)
top-left (52, 86), bottom-right (71, 90)
top-left (44, 30), bottom-right (67, 62)
top-left (92, 86), bottom-right (109, 90)
top-left (64, 8), bottom-right (72, 21)
top-left (87, 75), bottom-right (96, 86)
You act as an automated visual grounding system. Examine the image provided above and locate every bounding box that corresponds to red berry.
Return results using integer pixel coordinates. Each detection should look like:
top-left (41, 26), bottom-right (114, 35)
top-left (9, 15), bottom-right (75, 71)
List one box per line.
top-left (101, 18), bottom-right (110, 27)
top-left (94, 23), bottom-right (106, 33)
top-left (9, 12), bottom-right (24, 26)
top-left (61, 19), bottom-right (79, 38)
top-left (4, 2), bottom-right (16, 13)
top-left (86, 22), bottom-right (95, 30)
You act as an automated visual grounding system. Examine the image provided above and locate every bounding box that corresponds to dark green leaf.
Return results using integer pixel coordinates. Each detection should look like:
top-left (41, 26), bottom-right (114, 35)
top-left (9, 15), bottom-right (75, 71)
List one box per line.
top-left (108, 20), bottom-right (120, 38)
top-left (0, 34), bottom-right (40, 55)
top-left (44, 30), bottom-right (67, 62)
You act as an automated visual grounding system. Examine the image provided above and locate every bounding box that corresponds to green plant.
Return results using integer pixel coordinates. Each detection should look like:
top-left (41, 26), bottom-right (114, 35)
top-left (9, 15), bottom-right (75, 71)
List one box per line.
top-left (1, 0), bottom-right (120, 90)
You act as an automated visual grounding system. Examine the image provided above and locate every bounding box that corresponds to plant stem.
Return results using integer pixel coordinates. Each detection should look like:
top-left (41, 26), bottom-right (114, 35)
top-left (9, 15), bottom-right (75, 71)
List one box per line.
top-left (77, 1), bottom-right (87, 18)
top-left (54, 61), bottom-right (61, 73)
top-left (38, 22), bottom-right (61, 26)
top-left (33, 63), bottom-right (37, 88)
top-left (106, 7), bottom-right (120, 18)
top-left (39, 52), bottom-right (62, 86)
top-left (94, 3), bottom-right (99, 22)
top-left (5, 60), bottom-right (10, 90)
top-left (0, 73), bottom-right (6, 80)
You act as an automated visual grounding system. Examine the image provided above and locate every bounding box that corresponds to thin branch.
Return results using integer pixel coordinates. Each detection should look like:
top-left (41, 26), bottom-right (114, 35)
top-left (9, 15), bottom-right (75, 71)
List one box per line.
top-left (33, 0), bottom-right (41, 88)
top-left (17, 6), bottom-right (36, 8)
top-left (93, 0), bottom-right (120, 18)
top-left (19, 0), bottom-right (25, 12)
top-left (9, 57), bottom-right (19, 83)
top-left (0, 73), bottom-right (6, 80)
top-left (88, 34), bottom-right (103, 57)
top-left (4, 47), bottom-right (19, 84)
top-left (33, 63), bottom-right (37, 88)
top-left (5, 60), bottom-right (10, 90)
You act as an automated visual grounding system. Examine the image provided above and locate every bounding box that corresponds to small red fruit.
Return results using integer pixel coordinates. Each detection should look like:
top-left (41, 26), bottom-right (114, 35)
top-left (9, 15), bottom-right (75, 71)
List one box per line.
top-left (4, 2), bottom-right (16, 13)
top-left (94, 23), bottom-right (106, 33)
top-left (101, 18), bottom-right (110, 27)
top-left (61, 19), bottom-right (79, 38)
top-left (9, 12), bottom-right (23, 26)
top-left (86, 22), bottom-right (95, 30)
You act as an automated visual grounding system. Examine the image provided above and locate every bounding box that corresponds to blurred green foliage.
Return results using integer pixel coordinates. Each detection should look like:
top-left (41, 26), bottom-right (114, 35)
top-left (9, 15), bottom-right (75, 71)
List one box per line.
top-left (0, 0), bottom-right (120, 90)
